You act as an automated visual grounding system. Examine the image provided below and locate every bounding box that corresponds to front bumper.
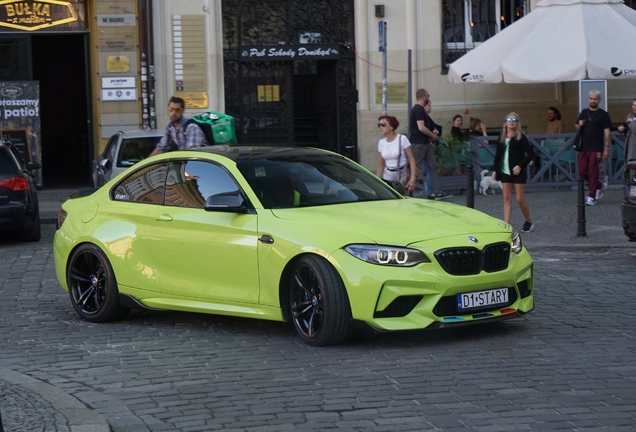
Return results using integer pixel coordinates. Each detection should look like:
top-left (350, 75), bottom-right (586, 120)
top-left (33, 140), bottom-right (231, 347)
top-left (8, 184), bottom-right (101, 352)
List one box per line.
top-left (333, 240), bottom-right (534, 332)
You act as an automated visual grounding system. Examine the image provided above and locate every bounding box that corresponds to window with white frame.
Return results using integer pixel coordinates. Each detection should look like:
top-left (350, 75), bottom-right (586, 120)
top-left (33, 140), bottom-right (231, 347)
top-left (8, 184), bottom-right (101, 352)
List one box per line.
top-left (441, 0), bottom-right (527, 73)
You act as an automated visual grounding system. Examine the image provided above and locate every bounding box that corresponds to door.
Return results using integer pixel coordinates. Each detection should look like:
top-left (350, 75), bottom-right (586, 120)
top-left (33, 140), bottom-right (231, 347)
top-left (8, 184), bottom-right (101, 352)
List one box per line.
top-left (292, 60), bottom-right (339, 149)
top-left (148, 159), bottom-right (260, 303)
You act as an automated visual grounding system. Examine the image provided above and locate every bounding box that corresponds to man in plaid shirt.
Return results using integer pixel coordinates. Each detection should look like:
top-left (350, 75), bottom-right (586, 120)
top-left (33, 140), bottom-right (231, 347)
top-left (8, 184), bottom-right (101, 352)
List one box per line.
top-left (149, 96), bottom-right (206, 156)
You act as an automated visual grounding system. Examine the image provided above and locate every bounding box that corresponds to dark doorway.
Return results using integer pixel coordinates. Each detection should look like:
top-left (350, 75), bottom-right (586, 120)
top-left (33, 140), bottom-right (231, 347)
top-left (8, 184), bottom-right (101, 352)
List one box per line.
top-left (31, 34), bottom-right (90, 188)
top-left (293, 60), bottom-right (337, 150)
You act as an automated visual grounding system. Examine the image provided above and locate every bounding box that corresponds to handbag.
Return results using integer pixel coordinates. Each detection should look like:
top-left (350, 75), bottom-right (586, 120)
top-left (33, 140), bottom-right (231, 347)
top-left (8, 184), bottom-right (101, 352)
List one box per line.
top-left (395, 135), bottom-right (411, 187)
top-left (572, 126), bottom-right (584, 152)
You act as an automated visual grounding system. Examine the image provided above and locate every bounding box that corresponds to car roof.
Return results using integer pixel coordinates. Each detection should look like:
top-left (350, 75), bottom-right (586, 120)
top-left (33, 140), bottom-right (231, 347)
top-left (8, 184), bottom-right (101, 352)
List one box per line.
top-left (184, 145), bottom-right (342, 162)
top-left (119, 129), bottom-right (164, 139)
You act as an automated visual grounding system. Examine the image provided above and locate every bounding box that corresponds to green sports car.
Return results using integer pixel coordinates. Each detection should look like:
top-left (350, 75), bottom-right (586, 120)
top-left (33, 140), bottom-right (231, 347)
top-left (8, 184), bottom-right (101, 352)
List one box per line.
top-left (54, 146), bottom-right (534, 346)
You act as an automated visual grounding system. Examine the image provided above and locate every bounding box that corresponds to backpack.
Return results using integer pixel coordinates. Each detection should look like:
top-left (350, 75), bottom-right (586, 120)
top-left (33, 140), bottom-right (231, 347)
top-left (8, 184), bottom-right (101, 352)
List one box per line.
top-left (186, 111), bottom-right (237, 145)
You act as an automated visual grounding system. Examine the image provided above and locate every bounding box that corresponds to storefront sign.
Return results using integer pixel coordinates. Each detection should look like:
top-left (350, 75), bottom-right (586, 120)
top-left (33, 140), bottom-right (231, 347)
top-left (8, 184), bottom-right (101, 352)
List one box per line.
top-left (0, 81), bottom-right (41, 186)
top-left (102, 77), bottom-right (135, 88)
top-left (374, 82), bottom-right (408, 104)
top-left (106, 55), bottom-right (130, 72)
top-left (97, 14), bottom-right (135, 26)
top-left (0, 0), bottom-right (79, 32)
top-left (240, 44), bottom-right (340, 61)
top-left (174, 92), bottom-right (208, 109)
top-left (101, 88), bottom-right (137, 101)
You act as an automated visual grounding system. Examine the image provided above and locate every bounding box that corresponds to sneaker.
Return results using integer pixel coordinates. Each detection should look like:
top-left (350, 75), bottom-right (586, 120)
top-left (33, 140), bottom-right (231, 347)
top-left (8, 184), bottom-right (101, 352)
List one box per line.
top-left (585, 196), bottom-right (595, 206)
top-left (427, 194), bottom-right (436, 200)
top-left (595, 182), bottom-right (607, 200)
top-left (434, 192), bottom-right (453, 200)
top-left (521, 221), bottom-right (534, 233)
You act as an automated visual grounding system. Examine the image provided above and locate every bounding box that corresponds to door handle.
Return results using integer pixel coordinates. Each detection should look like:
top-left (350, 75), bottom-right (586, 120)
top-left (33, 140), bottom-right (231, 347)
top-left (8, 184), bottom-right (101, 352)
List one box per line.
top-left (154, 214), bottom-right (173, 222)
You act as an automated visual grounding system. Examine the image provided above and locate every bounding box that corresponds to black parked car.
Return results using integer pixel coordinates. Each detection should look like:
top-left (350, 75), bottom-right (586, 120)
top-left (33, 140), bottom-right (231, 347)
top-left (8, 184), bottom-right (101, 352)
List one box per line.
top-left (622, 160), bottom-right (636, 241)
top-left (0, 141), bottom-right (41, 242)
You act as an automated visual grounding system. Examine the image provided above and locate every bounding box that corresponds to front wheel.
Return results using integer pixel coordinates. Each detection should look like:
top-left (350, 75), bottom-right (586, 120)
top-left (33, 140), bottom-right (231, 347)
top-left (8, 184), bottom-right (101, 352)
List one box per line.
top-left (67, 244), bottom-right (130, 322)
top-left (289, 255), bottom-right (351, 346)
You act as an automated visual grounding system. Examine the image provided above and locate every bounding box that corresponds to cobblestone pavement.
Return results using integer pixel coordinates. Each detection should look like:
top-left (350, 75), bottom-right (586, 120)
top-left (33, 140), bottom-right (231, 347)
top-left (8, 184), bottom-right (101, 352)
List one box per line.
top-left (1, 222), bottom-right (636, 431)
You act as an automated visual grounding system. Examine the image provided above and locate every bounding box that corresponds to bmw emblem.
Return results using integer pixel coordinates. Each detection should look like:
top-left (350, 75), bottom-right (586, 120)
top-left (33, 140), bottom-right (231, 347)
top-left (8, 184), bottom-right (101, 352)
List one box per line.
top-left (467, 236), bottom-right (478, 244)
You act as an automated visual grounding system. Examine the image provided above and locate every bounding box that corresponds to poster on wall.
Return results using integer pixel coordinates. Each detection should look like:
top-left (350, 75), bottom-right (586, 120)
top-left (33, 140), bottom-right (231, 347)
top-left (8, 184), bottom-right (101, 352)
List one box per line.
top-left (0, 81), bottom-right (42, 187)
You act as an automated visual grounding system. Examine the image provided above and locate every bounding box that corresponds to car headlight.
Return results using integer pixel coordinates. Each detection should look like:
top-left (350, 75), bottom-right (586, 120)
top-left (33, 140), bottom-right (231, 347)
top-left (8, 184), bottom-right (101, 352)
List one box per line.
top-left (344, 244), bottom-right (430, 267)
top-left (511, 231), bottom-right (522, 254)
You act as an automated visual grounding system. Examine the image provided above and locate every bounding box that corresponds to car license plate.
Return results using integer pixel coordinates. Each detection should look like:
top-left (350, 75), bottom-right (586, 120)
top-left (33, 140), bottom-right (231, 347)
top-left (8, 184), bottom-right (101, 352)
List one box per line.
top-left (630, 186), bottom-right (636, 197)
top-left (457, 288), bottom-right (508, 311)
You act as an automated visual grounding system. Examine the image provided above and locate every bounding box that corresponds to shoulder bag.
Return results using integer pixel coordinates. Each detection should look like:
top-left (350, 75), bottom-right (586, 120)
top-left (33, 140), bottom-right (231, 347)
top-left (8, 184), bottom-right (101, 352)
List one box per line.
top-left (395, 135), bottom-right (411, 187)
top-left (572, 127), bottom-right (584, 152)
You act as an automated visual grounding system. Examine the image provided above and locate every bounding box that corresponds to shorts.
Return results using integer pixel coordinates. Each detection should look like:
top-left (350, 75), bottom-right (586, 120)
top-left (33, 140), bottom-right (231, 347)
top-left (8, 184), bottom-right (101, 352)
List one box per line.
top-left (498, 170), bottom-right (527, 184)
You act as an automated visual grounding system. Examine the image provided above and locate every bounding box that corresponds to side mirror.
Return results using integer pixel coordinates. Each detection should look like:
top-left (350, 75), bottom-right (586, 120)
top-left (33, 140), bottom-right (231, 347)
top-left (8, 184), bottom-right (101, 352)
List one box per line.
top-left (204, 191), bottom-right (252, 214)
top-left (26, 161), bottom-right (42, 170)
top-left (99, 158), bottom-right (110, 169)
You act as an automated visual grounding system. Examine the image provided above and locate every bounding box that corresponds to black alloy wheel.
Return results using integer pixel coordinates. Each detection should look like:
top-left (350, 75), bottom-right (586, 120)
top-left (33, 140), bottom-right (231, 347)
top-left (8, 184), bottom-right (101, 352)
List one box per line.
top-left (290, 255), bottom-right (351, 346)
top-left (67, 244), bottom-right (130, 322)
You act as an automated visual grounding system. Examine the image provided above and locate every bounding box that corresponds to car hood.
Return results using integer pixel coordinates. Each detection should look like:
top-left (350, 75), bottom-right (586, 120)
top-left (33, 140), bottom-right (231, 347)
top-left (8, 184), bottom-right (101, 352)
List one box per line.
top-left (270, 198), bottom-right (510, 246)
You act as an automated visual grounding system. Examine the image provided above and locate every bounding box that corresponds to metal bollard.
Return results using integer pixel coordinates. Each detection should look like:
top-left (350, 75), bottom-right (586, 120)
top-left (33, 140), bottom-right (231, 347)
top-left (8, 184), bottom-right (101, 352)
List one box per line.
top-left (466, 161), bottom-right (474, 209)
top-left (577, 177), bottom-right (587, 236)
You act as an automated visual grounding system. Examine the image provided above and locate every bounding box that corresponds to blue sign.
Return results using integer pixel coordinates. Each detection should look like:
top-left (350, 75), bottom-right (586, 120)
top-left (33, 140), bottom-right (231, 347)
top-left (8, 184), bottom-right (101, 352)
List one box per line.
top-left (379, 21), bottom-right (386, 52)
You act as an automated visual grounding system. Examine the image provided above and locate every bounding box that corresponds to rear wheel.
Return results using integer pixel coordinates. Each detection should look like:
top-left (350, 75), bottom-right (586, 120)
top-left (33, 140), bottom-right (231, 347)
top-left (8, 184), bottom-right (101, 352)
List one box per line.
top-left (289, 255), bottom-right (351, 346)
top-left (67, 244), bottom-right (130, 322)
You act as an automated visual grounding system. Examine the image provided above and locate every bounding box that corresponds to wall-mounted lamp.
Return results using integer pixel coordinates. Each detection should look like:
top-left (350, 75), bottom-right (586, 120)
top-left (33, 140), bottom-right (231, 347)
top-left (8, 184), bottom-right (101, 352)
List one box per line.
top-left (375, 5), bottom-right (385, 18)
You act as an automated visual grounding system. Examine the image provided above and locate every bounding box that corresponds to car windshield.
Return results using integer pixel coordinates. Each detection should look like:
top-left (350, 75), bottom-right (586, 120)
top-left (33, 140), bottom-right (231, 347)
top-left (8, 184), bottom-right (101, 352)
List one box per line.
top-left (237, 153), bottom-right (400, 208)
top-left (117, 137), bottom-right (161, 167)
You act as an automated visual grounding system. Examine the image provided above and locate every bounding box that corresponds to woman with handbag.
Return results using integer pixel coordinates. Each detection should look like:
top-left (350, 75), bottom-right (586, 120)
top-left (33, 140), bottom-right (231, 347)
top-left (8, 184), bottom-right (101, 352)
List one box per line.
top-left (376, 115), bottom-right (418, 194)
top-left (492, 112), bottom-right (535, 233)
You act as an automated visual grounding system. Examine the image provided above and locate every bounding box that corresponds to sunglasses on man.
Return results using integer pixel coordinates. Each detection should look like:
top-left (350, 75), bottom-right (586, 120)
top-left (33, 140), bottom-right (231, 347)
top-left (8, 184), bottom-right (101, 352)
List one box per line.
top-left (168, 107), bottom-right (183, 113)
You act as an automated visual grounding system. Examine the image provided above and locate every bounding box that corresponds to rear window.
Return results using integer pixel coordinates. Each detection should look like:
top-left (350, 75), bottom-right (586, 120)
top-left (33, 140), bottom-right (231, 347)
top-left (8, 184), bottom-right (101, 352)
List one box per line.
top-left (0, 149), bottom-right (17, 175)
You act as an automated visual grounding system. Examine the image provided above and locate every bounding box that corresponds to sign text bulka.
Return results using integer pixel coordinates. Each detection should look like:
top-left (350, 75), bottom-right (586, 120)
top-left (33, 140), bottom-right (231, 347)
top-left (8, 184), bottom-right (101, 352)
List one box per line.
top-left (0, 0), bottom-right (77, 31)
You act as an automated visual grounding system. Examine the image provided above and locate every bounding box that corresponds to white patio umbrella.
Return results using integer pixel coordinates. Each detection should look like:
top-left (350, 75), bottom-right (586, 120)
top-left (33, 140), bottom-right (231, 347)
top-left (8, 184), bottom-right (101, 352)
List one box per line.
top-left (448, 0), bottom-right (636, 83)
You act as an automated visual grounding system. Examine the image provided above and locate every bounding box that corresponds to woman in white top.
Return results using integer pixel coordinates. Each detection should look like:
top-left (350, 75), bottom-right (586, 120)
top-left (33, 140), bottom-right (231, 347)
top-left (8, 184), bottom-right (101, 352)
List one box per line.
top-left (376, 115), bottom-right (418, 194)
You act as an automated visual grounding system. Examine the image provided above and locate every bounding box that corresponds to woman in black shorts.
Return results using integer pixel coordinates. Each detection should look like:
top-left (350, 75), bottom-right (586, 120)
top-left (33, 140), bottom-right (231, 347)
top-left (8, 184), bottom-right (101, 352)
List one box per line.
top-left (492, 112), bottom-right (535, 233)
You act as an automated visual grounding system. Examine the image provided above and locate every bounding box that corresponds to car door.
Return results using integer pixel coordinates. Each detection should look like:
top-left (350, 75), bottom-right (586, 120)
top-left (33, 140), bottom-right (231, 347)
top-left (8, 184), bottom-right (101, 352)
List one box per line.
top-left (108, 161), bottom-right (169, 292)
top-left (148, 159), bottom-right (260, 303)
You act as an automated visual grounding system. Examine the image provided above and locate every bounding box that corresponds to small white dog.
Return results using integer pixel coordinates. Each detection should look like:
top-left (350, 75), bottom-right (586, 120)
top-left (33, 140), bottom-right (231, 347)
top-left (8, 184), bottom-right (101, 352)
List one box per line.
top-left (479, 169), bottom-right (502, 195)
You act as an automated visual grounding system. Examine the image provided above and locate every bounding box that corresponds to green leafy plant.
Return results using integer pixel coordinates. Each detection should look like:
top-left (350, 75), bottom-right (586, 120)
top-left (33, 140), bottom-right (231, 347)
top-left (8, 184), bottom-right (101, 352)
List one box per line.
top-left (434, 135), bottom-right (471, 176)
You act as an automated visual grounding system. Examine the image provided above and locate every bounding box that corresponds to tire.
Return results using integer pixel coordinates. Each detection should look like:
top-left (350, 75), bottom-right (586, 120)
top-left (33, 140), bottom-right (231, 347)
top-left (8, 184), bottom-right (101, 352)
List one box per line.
top-left (67, 244), bottom-right (130, 322)
top-left (289, 255), bottom-right (351, 346)
top-left (21, 209), bottom-right (40, 242)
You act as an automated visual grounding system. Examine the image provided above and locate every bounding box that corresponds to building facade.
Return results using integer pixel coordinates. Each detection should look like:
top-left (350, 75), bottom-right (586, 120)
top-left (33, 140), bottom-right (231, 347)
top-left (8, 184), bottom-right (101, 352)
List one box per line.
top-left (1, 0), bottom-right (635, 187)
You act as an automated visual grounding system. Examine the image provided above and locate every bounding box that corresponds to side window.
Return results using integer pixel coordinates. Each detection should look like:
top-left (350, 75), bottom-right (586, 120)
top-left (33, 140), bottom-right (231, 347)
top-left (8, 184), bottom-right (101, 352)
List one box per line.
top-left (112, 162), bottom-right (167, 203)
top-left (164, 160), bottom-right (241, 209)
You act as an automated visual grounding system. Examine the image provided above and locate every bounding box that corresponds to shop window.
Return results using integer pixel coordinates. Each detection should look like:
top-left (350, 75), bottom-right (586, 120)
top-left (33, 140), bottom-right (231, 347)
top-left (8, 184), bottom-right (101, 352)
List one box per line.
top-left (441, 0), bottom-right (527, 73)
